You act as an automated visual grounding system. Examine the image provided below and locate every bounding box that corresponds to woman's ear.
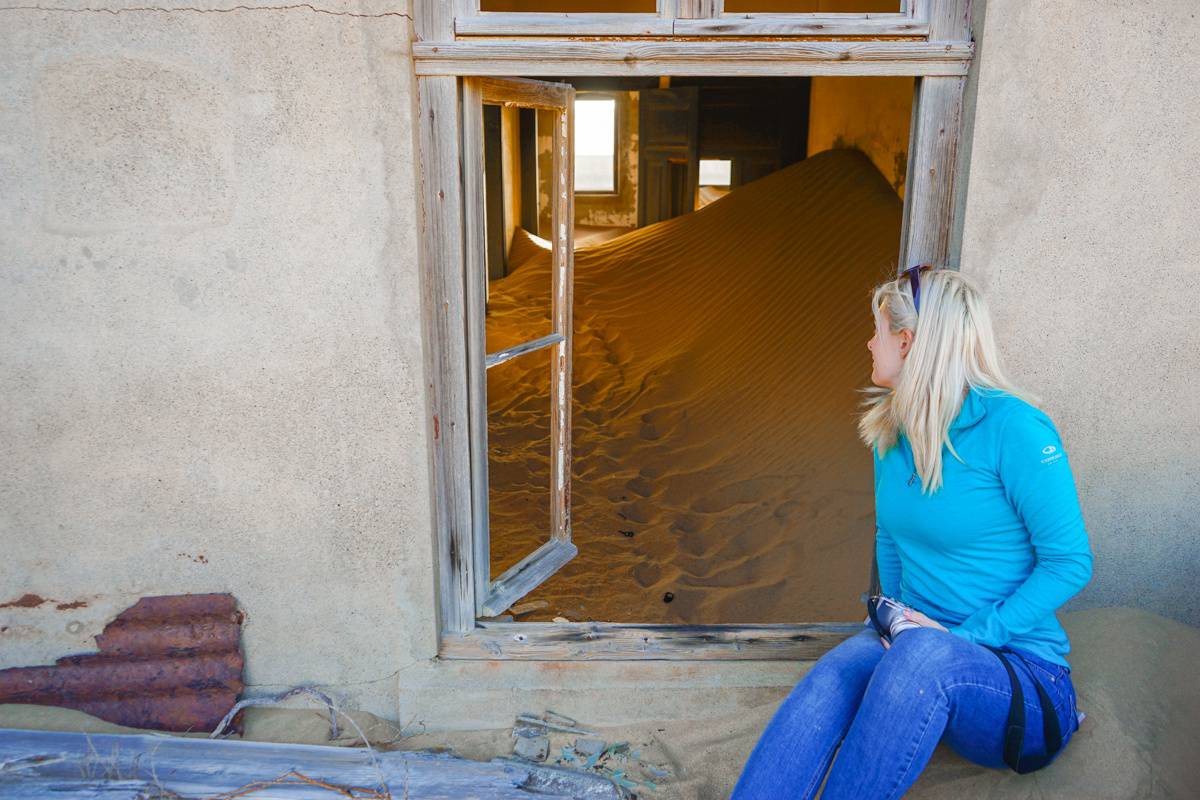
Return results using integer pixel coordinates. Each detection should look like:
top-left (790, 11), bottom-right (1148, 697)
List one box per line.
top-left (898, 329), bottom-right (914, 357)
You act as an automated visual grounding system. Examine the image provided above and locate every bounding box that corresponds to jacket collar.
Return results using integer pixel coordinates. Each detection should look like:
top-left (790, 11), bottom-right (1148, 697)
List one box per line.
top-left (949, 385), bottom-right (988, 432)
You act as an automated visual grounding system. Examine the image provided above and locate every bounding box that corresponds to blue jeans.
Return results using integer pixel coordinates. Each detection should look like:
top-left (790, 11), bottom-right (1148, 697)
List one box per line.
top-left (731, 627), bottom-right (1081, 799)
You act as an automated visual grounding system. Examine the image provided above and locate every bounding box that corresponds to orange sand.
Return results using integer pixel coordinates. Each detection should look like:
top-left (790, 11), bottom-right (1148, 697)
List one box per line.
top-left (486, 149), bottom-right (903, 623)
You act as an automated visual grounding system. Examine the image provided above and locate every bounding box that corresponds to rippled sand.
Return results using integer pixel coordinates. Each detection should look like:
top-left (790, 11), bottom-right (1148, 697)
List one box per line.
top-left (486, 149), bottom-right (903, 623)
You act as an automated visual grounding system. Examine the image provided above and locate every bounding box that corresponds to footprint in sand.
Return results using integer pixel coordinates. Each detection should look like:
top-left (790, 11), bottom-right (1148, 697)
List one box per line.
top-left (617, 501), bottom-right (651, 524)
top-left (773, 499), bottom-right (804, 524)
top-left (639, 420), bottom-right (661, 440)
top-left (625, 475), bottom-right (654, 498)
top-left (632, 561), bottom-right (662, 588)
top-left (690, 480), bottom-right (762, 514)
top-left (671, 514), bottom-right (701, 534)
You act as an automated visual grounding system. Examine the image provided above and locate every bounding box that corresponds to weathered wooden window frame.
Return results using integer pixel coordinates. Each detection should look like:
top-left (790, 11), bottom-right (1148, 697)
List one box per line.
top-left (465, 77), bottom-right (578, 619)
top-left (414, 0), bottom-right (973, 661)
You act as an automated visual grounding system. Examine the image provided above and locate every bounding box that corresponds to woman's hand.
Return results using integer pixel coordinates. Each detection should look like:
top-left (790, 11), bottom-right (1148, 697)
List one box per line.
top-left (903, 608), bottom-right (949, 632)
top-left (879, 608), bottom-right (948, 650)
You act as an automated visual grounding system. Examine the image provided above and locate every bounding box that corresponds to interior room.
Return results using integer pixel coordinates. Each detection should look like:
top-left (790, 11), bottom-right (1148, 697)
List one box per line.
top-left (480, 74), bottom-right (916, 625)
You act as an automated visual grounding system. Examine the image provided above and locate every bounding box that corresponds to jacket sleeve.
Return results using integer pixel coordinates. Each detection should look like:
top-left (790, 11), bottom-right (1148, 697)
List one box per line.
top-left (876, 525), bottom-right (903, 599)
top-left (947, 406), bottom-right (1094, 647)
top-left (873, 449), bottom-right (903, 598)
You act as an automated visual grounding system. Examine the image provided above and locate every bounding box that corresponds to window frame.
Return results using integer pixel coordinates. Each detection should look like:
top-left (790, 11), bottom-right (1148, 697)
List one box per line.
top-left (414, 0), bottom-right (974, 660)
top-left (454, 1), bottom-right (930, 38)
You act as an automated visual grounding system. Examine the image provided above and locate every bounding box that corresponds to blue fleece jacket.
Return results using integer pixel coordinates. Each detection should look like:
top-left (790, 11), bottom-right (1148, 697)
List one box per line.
top-left (874, 385), bottom-right (1095, 668)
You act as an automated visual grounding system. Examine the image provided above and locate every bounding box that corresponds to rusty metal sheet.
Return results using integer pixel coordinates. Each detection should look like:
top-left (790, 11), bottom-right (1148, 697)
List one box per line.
top-left (0, 593), bottom-right (244, 733)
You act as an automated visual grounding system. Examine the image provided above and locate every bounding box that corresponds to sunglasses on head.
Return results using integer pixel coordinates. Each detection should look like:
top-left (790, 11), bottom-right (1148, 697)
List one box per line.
top-left (902, 263), bottom-right (934, 314)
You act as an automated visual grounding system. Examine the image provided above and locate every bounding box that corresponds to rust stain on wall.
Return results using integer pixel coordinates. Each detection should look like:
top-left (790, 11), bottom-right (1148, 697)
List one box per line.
top-left (0, 594), bottom-right (50, 609)
top-left (0, 593), bottom-right (244, 733)
top-left (54, 600), bottom-right (88, 610)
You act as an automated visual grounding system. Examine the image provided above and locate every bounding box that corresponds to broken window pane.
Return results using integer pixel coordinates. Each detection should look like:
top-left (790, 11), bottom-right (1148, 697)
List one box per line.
top-left (482, 0), bottom-right (656, 11)
top-left (723, 0), bottom-right (901, 11)
top-left (484, 103), bottom-right (555, 344)
top-left (487, 347), bottom-right (554, 581)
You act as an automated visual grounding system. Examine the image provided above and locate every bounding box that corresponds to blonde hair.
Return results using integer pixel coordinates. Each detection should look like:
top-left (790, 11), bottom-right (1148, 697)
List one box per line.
top-left (857, 267), bottom-right (1040, 494)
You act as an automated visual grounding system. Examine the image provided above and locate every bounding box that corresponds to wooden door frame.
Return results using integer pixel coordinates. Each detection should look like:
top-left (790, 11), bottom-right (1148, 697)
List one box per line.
top-left (413, 0), bottom-right (973, 660)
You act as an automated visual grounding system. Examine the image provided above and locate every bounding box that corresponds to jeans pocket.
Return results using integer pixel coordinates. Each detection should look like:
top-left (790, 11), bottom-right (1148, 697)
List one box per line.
top-left (1023, 657), bottom-right (1066, 686)
top-left (1016, 655), bottom-right (1077, 738)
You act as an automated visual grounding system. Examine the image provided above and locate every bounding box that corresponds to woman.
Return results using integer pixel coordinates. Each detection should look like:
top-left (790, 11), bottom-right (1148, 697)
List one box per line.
top-left (731, 266), bottom-right (1094, 799)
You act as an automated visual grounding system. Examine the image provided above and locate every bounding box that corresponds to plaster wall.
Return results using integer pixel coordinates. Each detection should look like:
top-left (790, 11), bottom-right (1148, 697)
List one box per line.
top-left (0, 0), bottom-right (437, 718)
top-left (807, 77), bottom-right (913, 198)
top-left (3, 0), bottom-right (1197, 734)
top-left (958, 0), bottom-right (1200, 625)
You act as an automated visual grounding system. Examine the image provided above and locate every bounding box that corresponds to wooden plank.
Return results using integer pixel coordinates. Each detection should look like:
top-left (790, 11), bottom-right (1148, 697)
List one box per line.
top-left (462, 78), bottom-right (491, 613)
top-left (486, 332), bottom-right (565, 369)
top-left (413, 0), bottom-right (454, 41)
top-left (456, 13), bottom-right (928, 38)
top-left (0, 728), bottom-right (622, 800)
top-left (925, 0), bottom-right (970, 41)
top-left (478, 76), bottom-right (574, 111)
top-left (674, 13), bottom-right (927, 37)
top-left (898, 1), bottom-right (971, 268)
top-left (413, 40), bottom-right (974, 78)
top-left (480, 539), bottom-right (579, 617)
top-left (457, 12), bottom-right (674, 37)
top-left (899, 75), bottom-right (965, 268)
top-left (416, 76), bottom-right (476, 636)
top-left (549, 93), bottom-right (574, 544)
top-left (677, 0), bottom-right (722, 19)
top-left (441, 621), bottom-right (865, 660)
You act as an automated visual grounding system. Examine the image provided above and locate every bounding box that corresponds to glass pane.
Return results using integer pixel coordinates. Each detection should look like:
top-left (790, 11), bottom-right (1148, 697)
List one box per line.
top-left (699, 159), bottom-right (732, 187)
top-left (484, 103), bottom-right (555, 346)
top-left (482, 0), bottom-right (655, 10)
top-left (723, 0), bottom-right (900, 11)
top-left (487, 347), bottom-right (554, 581)
top-left (575, 97), bottom-right (616, 193)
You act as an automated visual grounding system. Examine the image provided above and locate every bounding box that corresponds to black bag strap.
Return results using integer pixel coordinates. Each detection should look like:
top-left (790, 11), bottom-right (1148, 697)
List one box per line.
top-left (982, 644), bottom-right (1064, 774)
top-left (862, 547), bottom-right (881, 604)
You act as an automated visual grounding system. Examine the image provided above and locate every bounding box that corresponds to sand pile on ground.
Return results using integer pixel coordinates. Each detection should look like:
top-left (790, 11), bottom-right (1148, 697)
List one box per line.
top-left (6, 608), bottom-right (1194, 798)
top-left (485, 149), bottom-right (903, 623)
top-left (631, 607), bottom-right (1200, 799)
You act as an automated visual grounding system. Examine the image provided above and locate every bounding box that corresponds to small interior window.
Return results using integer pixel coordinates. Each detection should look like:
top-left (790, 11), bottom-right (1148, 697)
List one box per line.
top-left (575, 97), bottom-right (617, 193)
top-left (699, 159), bottom-right (732, 187)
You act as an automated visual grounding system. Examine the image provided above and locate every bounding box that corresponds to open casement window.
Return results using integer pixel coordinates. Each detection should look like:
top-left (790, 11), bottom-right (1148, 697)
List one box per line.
top-left (462, 77), bottom-right (577, 618)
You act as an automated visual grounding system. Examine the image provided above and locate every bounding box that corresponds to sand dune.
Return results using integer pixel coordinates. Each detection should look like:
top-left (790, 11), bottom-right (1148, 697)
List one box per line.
top-left (486, 149), bottom-right (904, 623)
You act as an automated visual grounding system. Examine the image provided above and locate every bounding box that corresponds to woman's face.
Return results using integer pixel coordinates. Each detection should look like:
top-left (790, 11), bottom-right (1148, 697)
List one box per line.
top-left (868, 306), bottom-right (913, 389)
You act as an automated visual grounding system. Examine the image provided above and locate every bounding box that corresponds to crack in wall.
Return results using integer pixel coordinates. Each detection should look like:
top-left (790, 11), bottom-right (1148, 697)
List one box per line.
top-left (0, 3), bottom-right (412, 18)
top-left (244, 665), bottom-right (409, 691)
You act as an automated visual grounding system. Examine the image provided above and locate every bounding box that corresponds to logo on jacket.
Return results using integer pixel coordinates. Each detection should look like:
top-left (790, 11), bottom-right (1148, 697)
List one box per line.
top-left (1040, 444), bottom-right (1063, 464)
